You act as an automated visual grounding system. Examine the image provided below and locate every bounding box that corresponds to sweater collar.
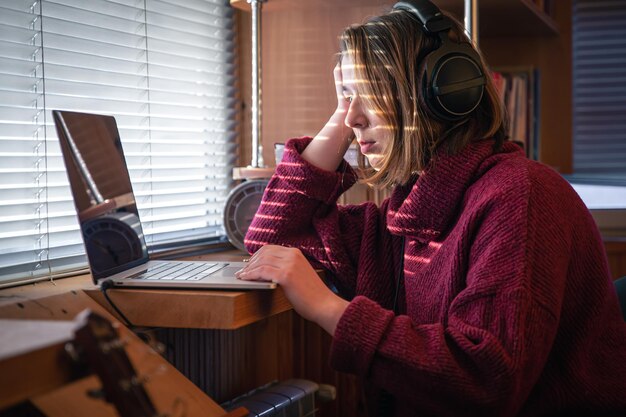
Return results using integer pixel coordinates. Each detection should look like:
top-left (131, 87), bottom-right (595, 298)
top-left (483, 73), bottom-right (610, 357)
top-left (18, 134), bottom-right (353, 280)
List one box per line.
top-left (386, 139), bottom-right (519, 241)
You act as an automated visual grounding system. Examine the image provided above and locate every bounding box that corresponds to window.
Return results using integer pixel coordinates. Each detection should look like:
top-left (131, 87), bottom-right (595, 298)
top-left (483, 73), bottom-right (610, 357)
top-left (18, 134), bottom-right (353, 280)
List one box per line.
top-left (0, 0), bottom-right (237, 287)
top-left (570, 0), bottom-right (626, 235)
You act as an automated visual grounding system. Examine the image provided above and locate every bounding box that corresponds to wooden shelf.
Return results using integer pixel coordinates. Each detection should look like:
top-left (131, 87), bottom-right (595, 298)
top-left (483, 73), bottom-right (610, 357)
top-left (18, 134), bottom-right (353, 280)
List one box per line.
top-left (233, 166), bottom-right (275, 180)
top-left (437, 0), bottom-right (559, 37)
top-left (230, 0), bottom-right (558, 36)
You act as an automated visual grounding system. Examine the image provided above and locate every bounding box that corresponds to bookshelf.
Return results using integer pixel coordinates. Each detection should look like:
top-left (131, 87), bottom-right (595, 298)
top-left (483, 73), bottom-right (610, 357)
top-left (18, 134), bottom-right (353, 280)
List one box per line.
top-left (480, 0), bottom-right (572, 172)
top-left (493, 67), bottom-right (540, 160)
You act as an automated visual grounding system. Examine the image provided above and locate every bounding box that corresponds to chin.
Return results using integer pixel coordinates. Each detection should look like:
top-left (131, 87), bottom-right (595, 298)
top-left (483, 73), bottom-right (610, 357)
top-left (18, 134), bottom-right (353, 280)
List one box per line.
top-left (367, 156), bottom-right (383, 171)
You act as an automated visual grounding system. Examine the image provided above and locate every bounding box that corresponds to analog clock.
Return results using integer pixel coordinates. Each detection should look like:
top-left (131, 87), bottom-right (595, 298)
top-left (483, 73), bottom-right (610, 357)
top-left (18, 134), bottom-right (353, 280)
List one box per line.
top-left (223, 179), bottom-right (268, 252)
top-left (82, 211), bottom-right (147, 277)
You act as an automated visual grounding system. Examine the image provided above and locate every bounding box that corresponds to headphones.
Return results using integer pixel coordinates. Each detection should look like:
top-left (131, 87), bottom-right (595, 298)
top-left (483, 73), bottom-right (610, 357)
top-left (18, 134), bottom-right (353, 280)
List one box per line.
top-left (392, 0), bottom-right (486, 121)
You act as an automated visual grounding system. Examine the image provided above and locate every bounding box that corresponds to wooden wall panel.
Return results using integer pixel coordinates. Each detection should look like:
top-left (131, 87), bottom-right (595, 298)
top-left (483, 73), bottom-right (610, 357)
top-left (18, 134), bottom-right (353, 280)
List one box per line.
top-left (291, 316), bottom-right (364, 417)
top-left (238, 2), bottom-right (394, 167)
top-left (155, 311), bottom-right (364, 417)
top-left (155, 311), bottom-right (295, 404)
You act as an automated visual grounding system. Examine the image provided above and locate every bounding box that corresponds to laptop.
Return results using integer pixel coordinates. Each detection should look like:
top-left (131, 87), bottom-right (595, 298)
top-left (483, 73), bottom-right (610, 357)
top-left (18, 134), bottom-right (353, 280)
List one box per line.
top-left (53, 110), bottom-right (275, 290)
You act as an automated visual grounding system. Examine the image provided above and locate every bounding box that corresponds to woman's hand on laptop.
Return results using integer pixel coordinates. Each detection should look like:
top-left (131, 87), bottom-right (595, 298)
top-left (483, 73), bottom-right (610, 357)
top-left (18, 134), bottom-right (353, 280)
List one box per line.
top-left (235, 245), bottom-right (348, 336)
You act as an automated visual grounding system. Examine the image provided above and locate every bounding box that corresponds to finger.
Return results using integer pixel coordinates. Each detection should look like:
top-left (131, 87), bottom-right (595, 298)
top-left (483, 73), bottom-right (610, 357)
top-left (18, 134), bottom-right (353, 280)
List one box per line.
top-left (236, 264), bottom-right (282, 283)
top-left (240, 256), bottom-right (285, 276)
top-left (247, 246), bottom-right (292, 267)
top-left (333, 63), bottom-right (344, 97)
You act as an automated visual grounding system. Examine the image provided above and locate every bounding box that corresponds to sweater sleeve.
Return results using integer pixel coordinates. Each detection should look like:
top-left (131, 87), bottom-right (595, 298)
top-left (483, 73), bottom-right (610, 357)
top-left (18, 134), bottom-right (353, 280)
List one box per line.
top-left (244, 137), bottom-right (383, 297)
top-left (329, 164), bottom-right (584, 416)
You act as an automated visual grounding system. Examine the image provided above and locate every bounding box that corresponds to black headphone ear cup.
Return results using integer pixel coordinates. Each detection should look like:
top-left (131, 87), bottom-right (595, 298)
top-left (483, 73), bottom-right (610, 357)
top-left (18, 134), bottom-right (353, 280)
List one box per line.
top-left (392, 0), bottom-right (487, 120)
top-left (427, 53), bottom-right (485, 120)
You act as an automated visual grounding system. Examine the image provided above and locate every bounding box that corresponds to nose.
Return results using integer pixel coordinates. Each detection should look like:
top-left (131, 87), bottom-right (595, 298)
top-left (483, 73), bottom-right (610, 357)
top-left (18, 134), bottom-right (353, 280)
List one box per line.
top-left (344, 97), bottom-right (368, 129)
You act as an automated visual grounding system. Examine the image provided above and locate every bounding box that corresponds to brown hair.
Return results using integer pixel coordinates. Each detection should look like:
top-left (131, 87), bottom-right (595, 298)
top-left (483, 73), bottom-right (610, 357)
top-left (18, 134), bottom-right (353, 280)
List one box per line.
top-left (340, 9), bottom-right (507, 188)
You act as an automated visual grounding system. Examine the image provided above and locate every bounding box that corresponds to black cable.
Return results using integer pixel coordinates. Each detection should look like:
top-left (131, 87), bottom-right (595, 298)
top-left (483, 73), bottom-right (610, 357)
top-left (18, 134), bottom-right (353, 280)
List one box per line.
top-left (100, 279), bottom-right (134, 328)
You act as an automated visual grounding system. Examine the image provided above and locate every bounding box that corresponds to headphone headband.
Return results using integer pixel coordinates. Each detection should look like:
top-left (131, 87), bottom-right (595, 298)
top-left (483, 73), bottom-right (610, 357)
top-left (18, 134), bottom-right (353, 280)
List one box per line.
top-left (392, 0), bottom-right (451, 33)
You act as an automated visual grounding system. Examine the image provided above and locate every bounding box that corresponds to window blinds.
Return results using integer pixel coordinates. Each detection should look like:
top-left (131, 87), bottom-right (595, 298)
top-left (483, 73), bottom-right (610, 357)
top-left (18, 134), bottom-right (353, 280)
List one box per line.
top-left (572, 0), bottom-right (626, 175)
top-left (0, 0), bottom-right (237, 287)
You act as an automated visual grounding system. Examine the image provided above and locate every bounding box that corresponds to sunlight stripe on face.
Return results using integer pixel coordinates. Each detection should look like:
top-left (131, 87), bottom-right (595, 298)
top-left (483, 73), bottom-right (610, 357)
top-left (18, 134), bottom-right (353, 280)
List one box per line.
top-left (342, 77), bottom-right (371, 85)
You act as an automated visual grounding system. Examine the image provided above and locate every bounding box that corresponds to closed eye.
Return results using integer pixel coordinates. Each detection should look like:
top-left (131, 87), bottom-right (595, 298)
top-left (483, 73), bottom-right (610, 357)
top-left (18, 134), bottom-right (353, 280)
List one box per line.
top-left (342, 86), bottom-right (354, 103)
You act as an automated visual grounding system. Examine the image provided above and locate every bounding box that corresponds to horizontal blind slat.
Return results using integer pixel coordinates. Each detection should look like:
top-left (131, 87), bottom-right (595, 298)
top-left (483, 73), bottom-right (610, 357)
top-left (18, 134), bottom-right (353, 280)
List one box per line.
top-left (0, 0), bottom-right (237, 285)
top-left (573, 0), bottom-right (626, 175)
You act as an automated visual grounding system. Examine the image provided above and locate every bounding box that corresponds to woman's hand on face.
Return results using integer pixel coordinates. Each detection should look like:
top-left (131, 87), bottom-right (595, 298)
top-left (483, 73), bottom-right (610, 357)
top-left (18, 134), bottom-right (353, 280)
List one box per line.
top-left (334, 62), bottom-right (349, 115)
top-left (301, 61), bottom-right (354, 171)
top-left (235, 245), bottom-right (349, 336)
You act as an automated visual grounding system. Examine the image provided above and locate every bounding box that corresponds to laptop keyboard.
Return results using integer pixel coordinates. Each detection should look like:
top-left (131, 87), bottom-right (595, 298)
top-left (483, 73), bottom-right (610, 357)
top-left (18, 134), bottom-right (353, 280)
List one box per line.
top-left (128, 261), bottom-right (227, 281)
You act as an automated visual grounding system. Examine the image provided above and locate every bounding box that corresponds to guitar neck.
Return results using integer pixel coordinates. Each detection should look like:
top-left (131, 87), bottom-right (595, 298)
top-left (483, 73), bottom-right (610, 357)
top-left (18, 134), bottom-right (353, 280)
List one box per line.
top-left (73, 310), bottom-right (158, 417)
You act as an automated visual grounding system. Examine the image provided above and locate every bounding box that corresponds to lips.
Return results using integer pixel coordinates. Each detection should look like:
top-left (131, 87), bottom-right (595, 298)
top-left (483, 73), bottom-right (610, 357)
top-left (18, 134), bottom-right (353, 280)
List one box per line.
top-left (358, 140), bottom-right (375, 154)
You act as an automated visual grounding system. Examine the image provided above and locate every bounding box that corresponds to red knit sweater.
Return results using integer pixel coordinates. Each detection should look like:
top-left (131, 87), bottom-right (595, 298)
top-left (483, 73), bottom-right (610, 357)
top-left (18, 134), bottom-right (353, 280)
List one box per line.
top-left (245, 137), bottom-right (626, 417)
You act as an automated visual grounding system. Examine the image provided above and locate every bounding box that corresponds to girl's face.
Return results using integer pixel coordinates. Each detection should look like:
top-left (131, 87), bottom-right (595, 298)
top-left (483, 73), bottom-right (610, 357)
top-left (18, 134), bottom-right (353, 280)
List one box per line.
top-left (340, 56), bottom-right (391, 170)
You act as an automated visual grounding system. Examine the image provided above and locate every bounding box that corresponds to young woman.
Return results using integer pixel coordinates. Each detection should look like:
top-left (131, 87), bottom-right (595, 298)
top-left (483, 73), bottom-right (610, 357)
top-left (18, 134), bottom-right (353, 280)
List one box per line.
top-left (237, 1), bottom-right (626, 415)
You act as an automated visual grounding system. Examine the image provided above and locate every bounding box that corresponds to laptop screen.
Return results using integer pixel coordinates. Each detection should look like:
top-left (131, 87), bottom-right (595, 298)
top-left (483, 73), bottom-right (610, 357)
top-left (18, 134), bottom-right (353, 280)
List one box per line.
top-left (53, 111), bottom-right (149, 281)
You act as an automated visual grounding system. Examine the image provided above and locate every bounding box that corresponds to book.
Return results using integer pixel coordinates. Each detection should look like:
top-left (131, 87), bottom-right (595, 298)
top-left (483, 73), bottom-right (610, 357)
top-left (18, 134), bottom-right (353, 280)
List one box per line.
top-left (491, 67), bottom-right (540, 160)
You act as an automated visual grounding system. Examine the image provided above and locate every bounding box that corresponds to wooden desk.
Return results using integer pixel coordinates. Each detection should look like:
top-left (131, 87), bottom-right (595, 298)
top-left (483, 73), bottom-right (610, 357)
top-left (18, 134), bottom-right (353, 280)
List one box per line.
top-left (0, 250), bottom-right (291, 329)
top-left (85, 285), bottom-right (290, 329)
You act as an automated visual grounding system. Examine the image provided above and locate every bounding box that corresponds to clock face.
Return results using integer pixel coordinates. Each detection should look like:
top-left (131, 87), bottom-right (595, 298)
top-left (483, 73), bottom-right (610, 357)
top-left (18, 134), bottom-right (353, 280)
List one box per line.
top-left (223, 180), bottom-right (268, 252)
top-left (82, 212), bottom-right (147, 277)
